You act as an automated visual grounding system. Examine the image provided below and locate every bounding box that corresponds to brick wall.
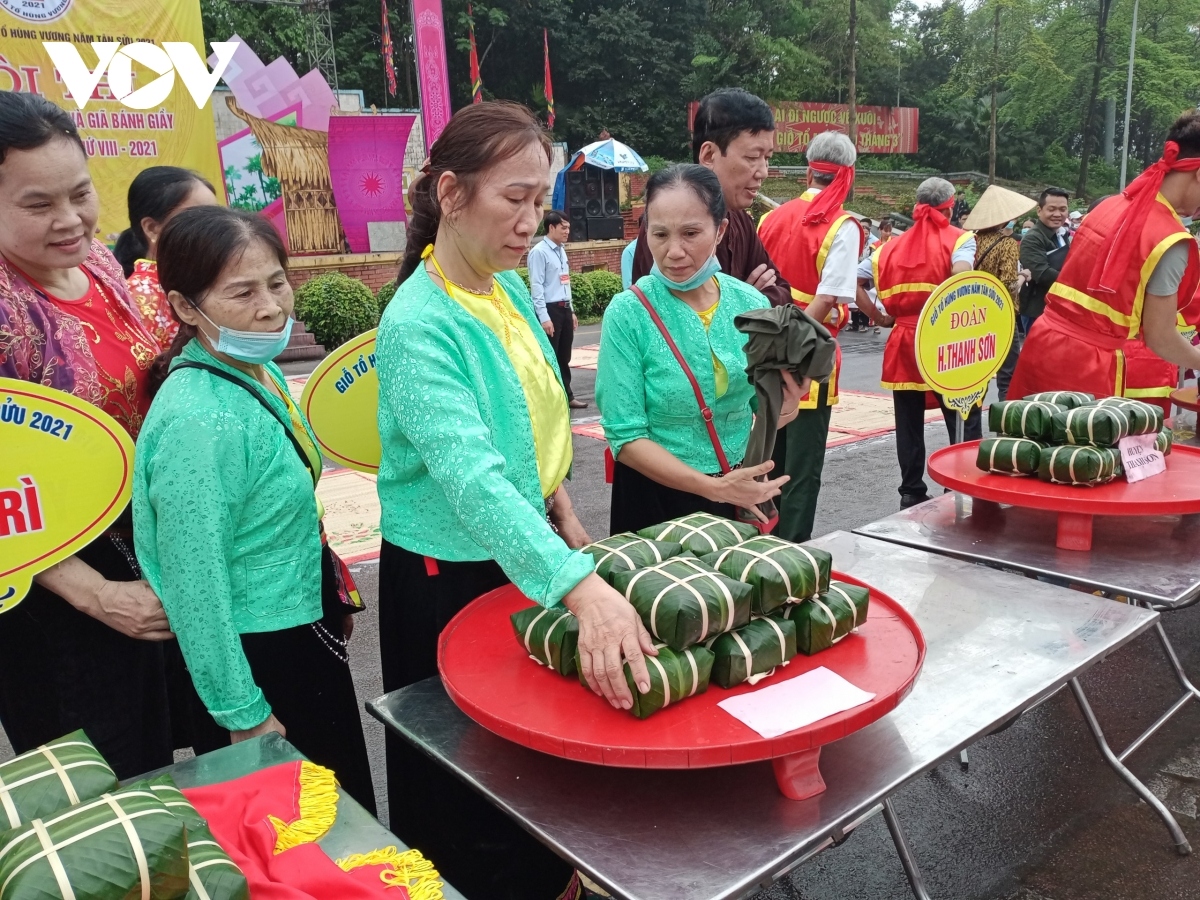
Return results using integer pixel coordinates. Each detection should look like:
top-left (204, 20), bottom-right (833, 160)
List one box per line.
top-left (287, 252), bottom-right (403, 293)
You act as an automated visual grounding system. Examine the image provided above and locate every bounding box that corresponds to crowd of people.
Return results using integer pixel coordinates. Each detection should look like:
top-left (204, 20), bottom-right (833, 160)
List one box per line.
top-left (2, 81), bottom-right (1200, 900)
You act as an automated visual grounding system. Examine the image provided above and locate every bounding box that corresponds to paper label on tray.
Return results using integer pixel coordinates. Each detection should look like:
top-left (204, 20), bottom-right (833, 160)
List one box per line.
top-left (1119, 435), bottom-right (1166, 483)
top-left (717, 666), bottom-right (876, 739)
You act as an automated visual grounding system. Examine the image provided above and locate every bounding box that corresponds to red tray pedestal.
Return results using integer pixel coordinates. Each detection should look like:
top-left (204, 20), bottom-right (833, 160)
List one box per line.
top-left (1171, 387), bottom-right (1200, 414)
top-left (927, 442), bottom-right (1200, 551)
top-left (438, 575), bottom-right (925, 800)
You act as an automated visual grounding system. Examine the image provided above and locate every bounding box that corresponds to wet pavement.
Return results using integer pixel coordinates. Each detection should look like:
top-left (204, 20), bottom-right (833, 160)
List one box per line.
top-left (5, 325), bottom-right (1200, 899)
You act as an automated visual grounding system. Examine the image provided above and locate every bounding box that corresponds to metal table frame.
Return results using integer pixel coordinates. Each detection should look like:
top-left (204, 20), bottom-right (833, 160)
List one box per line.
top-left (857, 492), bottom-right (1200, 855)
top-left (369, 532), bottom-right (1158, 900)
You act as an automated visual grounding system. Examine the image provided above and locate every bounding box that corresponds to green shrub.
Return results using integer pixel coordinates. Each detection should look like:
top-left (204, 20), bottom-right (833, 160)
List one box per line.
top-left (376, 278), bottom-right (397, 316)
top-left (294, 272), bottom-right (379, 351)
top-left (569, 271), bottom-right (598, 319)
top-left (588, 270), bottom-right (622, 316)
top-left (515, 267), bottom-right (530, 289)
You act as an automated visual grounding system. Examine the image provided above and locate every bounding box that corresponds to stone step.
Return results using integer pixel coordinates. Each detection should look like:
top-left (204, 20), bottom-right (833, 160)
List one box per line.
top-left (275, 321), bottom-right (325, 362)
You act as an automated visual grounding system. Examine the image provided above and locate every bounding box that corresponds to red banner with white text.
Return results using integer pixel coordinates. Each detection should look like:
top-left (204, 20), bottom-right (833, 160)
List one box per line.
top-left (688, 101), bottom-right (919, 154)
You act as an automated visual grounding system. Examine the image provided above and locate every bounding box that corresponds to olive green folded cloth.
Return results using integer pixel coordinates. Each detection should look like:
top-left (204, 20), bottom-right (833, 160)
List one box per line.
top-left (0, 729), bottom-right (118, 830)
top-left (511, 605), bottom-right (578, 676)
top-left (989, 400), bottom-right (1061, 440)
top-left (1038, 445), bottom-right (1123, 485)
top-left (147, 776), bottom-right (248, 900)
top-left (706, 617), bottom-right (798, 688)
top-left (637, 513), bottom-right (759, 557)
top-left (582, 533), bottom-right (684, 584)
top-left (0, 780), bottom-right (189, 900)
top-left (613, 556), bottom-right (751, 651)
top-left (701, 536), bottom-right (832, 615)
top-left (576, 643), bottom-right (715, 719)
top-left (976, 437), bottom-right (1045, 475)
top-left (773, 581), bottom-right (870, 655)
top-left (1022, 391), bottom-right (1094, 409)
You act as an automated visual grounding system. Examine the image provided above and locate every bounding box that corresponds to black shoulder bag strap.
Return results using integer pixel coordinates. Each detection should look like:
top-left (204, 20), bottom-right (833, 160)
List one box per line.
top-left (170, 360), bottom-right (316, 485)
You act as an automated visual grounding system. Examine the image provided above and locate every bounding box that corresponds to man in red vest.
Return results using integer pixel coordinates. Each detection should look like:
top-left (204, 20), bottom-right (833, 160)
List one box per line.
top-left (758, 131), bottom-right (864, 541)
top-left (858, 177), bottom-right (979, 507)
top-left (1008, 110), bottom-right (1200, 402)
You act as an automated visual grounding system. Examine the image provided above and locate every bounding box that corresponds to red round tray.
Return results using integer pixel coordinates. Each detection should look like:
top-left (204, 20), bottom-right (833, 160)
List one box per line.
top-left (927, 441), bottom-right (1200, 550)
top-left (438, 576), bottom-right (925, 801)
top-left (1171, 387), bottom-right (1200, 413)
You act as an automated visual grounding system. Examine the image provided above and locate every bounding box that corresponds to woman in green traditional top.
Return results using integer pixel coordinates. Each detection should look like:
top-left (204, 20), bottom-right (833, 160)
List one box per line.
top-left (597, 164), bottom-right (804, 534)
top-left (374, 101), bottom-right (655, 899)
top-left (131, 207), bottom-right (374, 813)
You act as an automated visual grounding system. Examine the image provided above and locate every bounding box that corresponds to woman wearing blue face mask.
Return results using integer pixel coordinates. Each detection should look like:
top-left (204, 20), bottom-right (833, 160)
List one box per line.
top-left (597, 164), bottom-right (800, 534)
top-left (131, 206), bottom-right (375, 813)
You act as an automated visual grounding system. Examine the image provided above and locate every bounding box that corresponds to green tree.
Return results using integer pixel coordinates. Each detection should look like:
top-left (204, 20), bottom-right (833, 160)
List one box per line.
top-left (246, 153), bottom-right (267, 197)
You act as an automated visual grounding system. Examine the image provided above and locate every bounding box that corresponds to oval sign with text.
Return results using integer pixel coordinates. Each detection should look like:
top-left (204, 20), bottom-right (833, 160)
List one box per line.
top-left (300, 330), bottom-right (381, 474)
top-left (0, 378), bottom-right (134, 613)
top-left (914, 271), bottom-right (1016, 418)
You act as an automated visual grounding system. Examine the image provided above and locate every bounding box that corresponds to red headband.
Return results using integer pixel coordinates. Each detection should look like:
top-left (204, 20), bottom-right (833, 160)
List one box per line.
top-left (801, 160), bottom-right (855, 227)
top-left (891, 196), bottom-right (956, 274)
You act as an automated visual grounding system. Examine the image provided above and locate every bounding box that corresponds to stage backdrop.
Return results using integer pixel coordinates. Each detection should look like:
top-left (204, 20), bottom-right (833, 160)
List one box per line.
top-left (0, 0), bottom-right (225, 242)
top-left (688, 101), bottom-right (919, 154)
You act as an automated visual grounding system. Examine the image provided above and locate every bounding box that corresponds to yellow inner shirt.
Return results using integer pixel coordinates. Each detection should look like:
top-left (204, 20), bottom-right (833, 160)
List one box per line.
top-left (438, 269), bottom-right (573, 497)
top-left (694, 291), bottom-right (729, 398)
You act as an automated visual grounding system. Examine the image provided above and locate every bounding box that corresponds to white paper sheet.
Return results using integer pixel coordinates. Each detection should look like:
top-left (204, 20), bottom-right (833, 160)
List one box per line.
top-left (717, 666), bottom-right (876, 739)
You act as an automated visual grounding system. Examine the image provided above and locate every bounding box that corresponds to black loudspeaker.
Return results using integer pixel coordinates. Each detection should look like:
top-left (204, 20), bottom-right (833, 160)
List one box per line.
top-left (587, 217), bottom-right (625, 240)
top-left (567, 170), bottom-right (586, 207)
top-left (601, 169), bottom-right (619, 200)
top-left (568, 207), bottom-right (588, 242)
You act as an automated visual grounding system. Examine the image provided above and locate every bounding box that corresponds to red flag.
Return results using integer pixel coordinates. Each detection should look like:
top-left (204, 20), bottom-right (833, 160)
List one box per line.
top-left (469, 5), bottom-right (483, 104)
top-left (381, 0), bottom-right (397, 97)
top-left (544, 28), bottom-right (555, 129)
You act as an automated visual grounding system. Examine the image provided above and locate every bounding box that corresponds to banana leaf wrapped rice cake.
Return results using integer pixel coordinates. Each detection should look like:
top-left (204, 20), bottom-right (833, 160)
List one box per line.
top-left (988, 400), bottom-right (1060, 440)
top-left (148, 775), bottom-right (249, 900)
top-left (774, 581), bottom-right (870, 655)
top-left (976, 437), bottom-right (1044, 475)
top-left (582, 533), bottom-right (684, 584)
top-left (0, 729), bottom-right (118, 829)
top-left (0, 781), bottom-right (189, 900)
top-left (707, 617), bottom-right (798, 688)
top-left (1157, 427), bottom-right (1174, 455)
top-left (511, 605), bottom-right (578, 675)
top-left (701, 535), bottom-right (832, 614)
top-left (1052, 405), bottom-right (1141, 447)
top-left (1088, 396), bottom-right (1163, 434)
top-left (613, 556), bottom-right (751, 651)
top-left (1022, 391), bottom-right (1095, 409)
top-left (577, 644), bottom-right (714, 719)
top-left (1038, 445), bottom-right (1123, 485)
top-left (637, 513), bottom-right (758, 556)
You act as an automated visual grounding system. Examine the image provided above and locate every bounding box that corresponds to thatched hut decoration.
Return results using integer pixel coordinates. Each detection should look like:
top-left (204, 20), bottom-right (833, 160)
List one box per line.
top-left (227, 96), bottom-right (346, 254)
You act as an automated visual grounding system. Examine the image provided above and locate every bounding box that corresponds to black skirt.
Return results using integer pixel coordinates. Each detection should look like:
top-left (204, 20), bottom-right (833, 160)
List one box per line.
top-left (378, 539), bottom-right (573, 900)
top-left (0, 524), bottom-right (173, 780)
top-left (186, 614), bottom-right (377, 817)
top-left (609, 459), bottom-right (737, 535)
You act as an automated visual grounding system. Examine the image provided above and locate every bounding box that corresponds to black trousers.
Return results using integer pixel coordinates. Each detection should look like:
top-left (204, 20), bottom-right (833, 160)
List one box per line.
top-left (995, 315), bottom-right (1028, 402)
top-left (609, 459), bottom-right (736, 536)
top-left (771, 386), bottom-right (834, 543)
top-left (378, 540), bottom-right (574, 900)
top-left (186, 616), bottom-right (377, 816)
top-left (0, 531), bottom-right (173, 780)
top-left (546, 301), bottom-right (575, 400)
top-left (893, 390), bottom-right (982, 500)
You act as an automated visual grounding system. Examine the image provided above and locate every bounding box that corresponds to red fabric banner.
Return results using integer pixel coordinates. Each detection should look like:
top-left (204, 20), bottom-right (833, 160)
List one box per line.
top-left (688, 101), bottom-right (919, 154)
top-left (468, 4), bottom-right (482, 104)
top-left (544, 28), bottom-right (555, 129)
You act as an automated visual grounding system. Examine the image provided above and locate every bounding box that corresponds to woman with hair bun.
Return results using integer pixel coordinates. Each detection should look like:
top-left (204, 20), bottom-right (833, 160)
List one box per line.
top-left (115, 166), bottom-right (217, 349)
top-left (376, 100), bottom-right (653, 898)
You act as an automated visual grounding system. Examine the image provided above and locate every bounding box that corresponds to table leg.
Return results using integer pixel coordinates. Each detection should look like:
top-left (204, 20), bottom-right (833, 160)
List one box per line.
top-left (1056, 512), bottom-right (1094, 551)
top-left (773, 747), bottom-right (826, 800)
top-left (1119, 619), bottom-right (1200, 763)
top-left (1068, 677), bottom-right (1192, 855)
top-left (882, 798), bottom-right (935, 900)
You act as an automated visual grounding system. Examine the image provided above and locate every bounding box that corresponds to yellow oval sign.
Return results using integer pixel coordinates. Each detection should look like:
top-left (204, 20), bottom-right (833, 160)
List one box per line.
top-left (300, 330), bottom-right (381, 474)
top-left (914, 271), bottom-right (1016, 418)
top-left (0, 378), bottom-right (135, 613)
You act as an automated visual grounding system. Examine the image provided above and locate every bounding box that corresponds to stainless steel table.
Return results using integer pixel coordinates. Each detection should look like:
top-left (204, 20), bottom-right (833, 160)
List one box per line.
top-left (368, 531), bottom-right (1158, 900)
top-left (857, 492), bottom-right (1200, 854)
top-left (138, 733), bottom-right (469, 900)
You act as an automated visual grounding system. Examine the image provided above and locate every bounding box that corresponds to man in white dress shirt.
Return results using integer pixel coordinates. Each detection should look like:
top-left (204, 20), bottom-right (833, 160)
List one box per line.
top-left (529, 210), bottom-right (587, 409)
